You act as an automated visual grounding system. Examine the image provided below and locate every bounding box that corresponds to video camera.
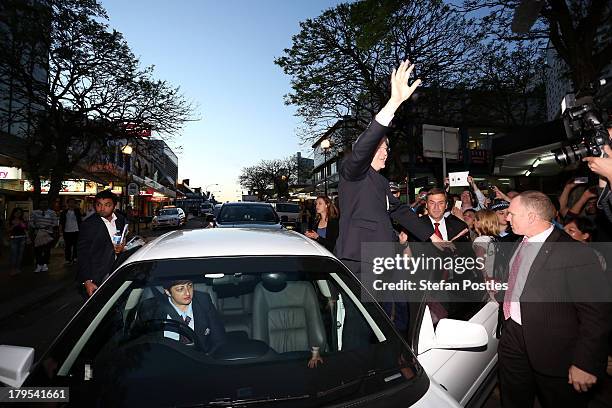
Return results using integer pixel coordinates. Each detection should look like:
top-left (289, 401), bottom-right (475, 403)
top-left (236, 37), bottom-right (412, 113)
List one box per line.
top-left (552, 79), bottom-right (611, 167)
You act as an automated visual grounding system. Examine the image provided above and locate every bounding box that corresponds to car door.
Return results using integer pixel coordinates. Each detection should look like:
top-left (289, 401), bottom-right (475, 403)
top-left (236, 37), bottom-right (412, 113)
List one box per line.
top-left (415, 297), bottom-right (499, 406)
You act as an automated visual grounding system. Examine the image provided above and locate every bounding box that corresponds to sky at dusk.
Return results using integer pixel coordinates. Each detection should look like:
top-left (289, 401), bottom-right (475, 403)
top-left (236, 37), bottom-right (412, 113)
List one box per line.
top-left (99, 0), bottom-right (344, 201)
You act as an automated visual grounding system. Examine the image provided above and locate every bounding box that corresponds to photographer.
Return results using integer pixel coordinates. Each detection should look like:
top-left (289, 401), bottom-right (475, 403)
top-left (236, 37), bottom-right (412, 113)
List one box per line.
top-left (583, 129), bottom-right (612, 225)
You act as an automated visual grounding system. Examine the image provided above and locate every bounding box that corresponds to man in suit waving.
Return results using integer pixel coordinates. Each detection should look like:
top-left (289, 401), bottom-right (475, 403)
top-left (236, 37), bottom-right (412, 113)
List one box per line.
top-left (499, 191), bottom-right (611, 408)
top-left (335, 60), bottom-right (445, 275)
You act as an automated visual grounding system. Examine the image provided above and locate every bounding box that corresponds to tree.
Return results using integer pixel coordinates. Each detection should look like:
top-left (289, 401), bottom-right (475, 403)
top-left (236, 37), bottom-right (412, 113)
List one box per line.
top-left (460, 0), bottom-right (612, 92)
top-left (238, 156), bottom-right (299, 200)
top-left (275, 0), bottom-right (484, 144)
top-left (0, 0), bottom-right (194, 205)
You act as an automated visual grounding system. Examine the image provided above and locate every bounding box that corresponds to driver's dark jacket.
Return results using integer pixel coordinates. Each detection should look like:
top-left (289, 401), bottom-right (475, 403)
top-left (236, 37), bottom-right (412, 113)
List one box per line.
top-left (137, 292), bottom-right (226, 352)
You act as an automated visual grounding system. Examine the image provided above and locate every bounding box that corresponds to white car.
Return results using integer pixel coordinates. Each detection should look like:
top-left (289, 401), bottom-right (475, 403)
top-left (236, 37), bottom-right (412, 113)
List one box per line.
top-left (151, 207), bottom-right (186, 230)
top-left (0, 229), bottom-right (496, 407)
top-left (271, 202), bottom-right (300, 229)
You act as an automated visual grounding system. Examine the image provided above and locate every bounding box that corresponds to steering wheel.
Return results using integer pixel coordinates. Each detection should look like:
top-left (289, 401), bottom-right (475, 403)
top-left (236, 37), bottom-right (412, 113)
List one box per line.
top-left (133, 319), bottom-right (203, 351)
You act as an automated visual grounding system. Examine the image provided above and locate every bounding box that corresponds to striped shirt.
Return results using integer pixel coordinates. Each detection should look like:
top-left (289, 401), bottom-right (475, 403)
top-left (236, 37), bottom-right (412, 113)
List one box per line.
top-left (31, 209), bottom-right (58, 233)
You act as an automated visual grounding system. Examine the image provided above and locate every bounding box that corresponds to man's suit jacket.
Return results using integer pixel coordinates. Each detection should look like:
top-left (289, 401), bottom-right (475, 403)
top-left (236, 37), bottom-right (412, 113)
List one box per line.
top-left (137, 292), bottom-right (226, 353)
top-left (77, 213), bottom-right (126, 285)
top-left (417, 214), bottom-right (471, 243)
top-left (504, 228), bottom-right (612, 378)
top-left (335, 120), bottom-right (432, 262)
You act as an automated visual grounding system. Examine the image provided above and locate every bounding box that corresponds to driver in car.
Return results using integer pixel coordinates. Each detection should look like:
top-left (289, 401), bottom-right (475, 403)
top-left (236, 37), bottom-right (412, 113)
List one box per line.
top-left (137, 280), bottom-right (226, 353)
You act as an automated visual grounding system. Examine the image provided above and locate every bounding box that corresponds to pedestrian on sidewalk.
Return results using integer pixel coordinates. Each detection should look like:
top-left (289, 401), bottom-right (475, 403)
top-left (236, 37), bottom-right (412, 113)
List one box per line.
top-left (7, 208), bottom-right (28, 276)
top-left (77, 190), bottom-right (126, 298)
top-left (60, 198), bottom-right (82, 264)
top-left (31, 200), bottom-right (59, 273)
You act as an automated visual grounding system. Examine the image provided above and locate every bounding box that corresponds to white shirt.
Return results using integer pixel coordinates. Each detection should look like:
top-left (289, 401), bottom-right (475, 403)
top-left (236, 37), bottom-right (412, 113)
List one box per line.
top-left (508, 225), bottom-right (554, 324)
top-left (428, 216), bottom-right (448, 240)
top-left (164, 298), bottom-right (194, 340)
top-left (100, 213), bottom-right (118, 241)
top-left (64, 210), bottom-right (79, 233)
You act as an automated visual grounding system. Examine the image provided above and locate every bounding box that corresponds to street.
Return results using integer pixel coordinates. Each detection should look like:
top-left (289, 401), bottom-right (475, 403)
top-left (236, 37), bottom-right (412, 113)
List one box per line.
top-left (0, 216), bottom-right (205, 357)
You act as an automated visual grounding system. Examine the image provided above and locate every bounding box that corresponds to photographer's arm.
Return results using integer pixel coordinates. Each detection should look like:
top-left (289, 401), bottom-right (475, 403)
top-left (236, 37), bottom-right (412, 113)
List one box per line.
top-left (559, 182), bottom-right (577, 218)
top-left (567, 189), bottom-right (597, 217)
top-left (492, 185), bottom-right (511, 202)
top-left (468, 176), bottom-right (486, 209)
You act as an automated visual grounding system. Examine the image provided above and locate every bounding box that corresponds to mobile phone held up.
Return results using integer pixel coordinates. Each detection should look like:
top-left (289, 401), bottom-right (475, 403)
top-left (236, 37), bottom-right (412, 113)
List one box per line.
top-left (574, 177), bottom-right (589, 184)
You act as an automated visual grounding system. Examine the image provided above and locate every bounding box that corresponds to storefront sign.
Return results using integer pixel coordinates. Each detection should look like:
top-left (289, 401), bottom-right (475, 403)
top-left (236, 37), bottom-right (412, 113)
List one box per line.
top-left (24, 180), bottom-right (86, 193)
top-left (0, 166), bottom-right (22, 180)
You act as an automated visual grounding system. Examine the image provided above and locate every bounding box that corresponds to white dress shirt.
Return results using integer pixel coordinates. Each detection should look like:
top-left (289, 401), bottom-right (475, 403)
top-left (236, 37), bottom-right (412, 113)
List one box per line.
top-left (508, 225), bottom-right (554, 324)
top-left (164, 298), bottom-right (194, 340)
top-left (100, 213), bottom-right (118, 241)
top-left (428, 216), bottom-right (448, 240)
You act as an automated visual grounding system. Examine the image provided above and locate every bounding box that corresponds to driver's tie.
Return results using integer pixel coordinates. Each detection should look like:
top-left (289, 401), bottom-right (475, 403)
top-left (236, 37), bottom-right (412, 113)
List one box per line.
top-left (180, 315), bottom-right (192, 344)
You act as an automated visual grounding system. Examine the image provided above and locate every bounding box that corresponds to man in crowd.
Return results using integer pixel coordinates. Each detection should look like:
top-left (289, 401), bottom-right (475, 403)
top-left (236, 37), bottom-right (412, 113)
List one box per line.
top-left (137, 280), bottom-right (226, 353)
top-left (335, 60), bottom-right (444, 276)
top-left (77, 190), bottom-right (126, 298)
top-left (499, 191), bottom-right (611, 408)
top-left (60, 198), bottom-right (82, 265)
top-left (419, 188), bottom-right (470, 243)
top-left (31, 200), bottom-right (59, 273)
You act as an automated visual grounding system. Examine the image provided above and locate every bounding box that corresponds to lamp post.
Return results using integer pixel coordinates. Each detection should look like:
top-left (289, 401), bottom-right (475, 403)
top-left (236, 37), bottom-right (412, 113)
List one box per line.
top-left (205, 183), bottom-right (219, 201)
top-left (320, 139), bottom-right (331, 197)
top-left (121, 144), bottom-right (133, 211)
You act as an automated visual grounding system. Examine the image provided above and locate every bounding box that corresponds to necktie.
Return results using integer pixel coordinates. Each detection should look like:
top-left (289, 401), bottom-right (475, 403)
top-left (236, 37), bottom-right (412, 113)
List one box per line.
top-left (434, 222), bottom-right (443, 239)
top-left (503, 237), bottom-right (528, 320)
top-left (179, 315), bottom-right (192, 344)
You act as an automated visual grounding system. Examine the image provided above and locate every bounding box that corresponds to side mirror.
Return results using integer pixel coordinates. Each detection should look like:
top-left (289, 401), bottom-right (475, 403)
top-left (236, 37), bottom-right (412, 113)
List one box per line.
top-left (432, 318), bottom-right (488, 349)
top-left (418, 305), bottom-right (488, 354)
top-left (0, 345), bottom-right (34, 387)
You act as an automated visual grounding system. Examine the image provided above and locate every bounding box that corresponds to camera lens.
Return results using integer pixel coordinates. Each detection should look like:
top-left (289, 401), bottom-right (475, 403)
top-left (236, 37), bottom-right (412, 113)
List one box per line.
top-left (553, 143), bottom-right (590, 166)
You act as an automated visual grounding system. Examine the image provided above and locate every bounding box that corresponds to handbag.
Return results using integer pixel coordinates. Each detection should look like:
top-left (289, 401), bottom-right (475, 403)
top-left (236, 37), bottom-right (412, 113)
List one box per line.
top-left (34, 230), bottom-right (53, 247)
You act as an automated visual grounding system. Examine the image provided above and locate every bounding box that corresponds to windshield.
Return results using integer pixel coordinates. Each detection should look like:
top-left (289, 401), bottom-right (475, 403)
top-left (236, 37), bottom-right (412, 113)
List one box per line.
top-left (217, 205), bottom-right (279, 224)
top-left (35, 256), bottom-right (427, 407)
top-left (158, 209), bottom-right (178, 216)
top-left (275, 203), bottom-right (300, 213)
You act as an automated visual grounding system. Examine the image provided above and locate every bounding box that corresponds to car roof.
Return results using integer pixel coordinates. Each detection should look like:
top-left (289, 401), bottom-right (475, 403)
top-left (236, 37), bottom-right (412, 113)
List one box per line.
top-left (125, 228), bottom-right (332, 263)
top-left (221, 201), bottom-right (271, 206)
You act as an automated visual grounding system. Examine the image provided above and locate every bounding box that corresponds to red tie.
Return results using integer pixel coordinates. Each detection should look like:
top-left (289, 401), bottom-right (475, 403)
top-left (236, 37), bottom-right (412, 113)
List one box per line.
top-left (434, 223), bottom-right (443, 239)
top-left (503, 237), bottom-right (528, 320)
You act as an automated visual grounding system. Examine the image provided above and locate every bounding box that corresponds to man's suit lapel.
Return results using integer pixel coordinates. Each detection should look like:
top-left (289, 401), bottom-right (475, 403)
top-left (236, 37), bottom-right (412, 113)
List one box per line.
top-left (523, 228), bottom-right (560, 291)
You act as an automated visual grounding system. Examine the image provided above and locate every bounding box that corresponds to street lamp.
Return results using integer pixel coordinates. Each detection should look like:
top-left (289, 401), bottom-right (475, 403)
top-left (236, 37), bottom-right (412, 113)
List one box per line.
top-left (320, 139), bottom-right (331, 197)
top-left (121, 144), bottom-right (133, 211)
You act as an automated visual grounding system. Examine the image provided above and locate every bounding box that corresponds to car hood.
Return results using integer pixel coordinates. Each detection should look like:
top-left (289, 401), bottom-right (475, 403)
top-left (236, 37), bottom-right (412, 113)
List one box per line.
top-left (215, 223), bottom-right (282, 229)
top-left (155, 215), bottom-right (179, 220)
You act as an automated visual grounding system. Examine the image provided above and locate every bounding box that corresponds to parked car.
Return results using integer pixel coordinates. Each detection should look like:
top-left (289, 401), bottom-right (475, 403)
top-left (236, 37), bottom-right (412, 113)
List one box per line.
top-left (151, 207), bottom-right (186, 230)
top-left (213, 203), bottom-right (223, 218)
top-left (0, 228), bottom-right (497, 407)
top-left (272, 202), bottom-right (300, 229)
top-left (199, 201), bottom-right (214, 216)
top-left (214, 202), bottom-right (281, 228)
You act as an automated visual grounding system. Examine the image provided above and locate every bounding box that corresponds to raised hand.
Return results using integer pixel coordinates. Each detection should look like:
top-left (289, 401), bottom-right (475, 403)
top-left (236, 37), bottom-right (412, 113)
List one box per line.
top-left (389, 60), bottom-right (422, 105)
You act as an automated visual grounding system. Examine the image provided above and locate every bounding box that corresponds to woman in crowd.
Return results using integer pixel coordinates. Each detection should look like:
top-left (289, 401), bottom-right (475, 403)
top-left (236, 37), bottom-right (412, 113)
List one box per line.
top-left (7, 208), bottom-right (28, 276)
top-left (472, 210), bottom-right (501, 286)
top-left (304, 195), bottom-right (339, 252)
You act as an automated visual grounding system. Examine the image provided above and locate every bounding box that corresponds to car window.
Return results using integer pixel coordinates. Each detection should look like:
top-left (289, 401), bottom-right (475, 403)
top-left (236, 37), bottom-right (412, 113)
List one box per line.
top-left (159, 209), bottom-right (178, 216)
top-left (218, 205), bottom-right (279, 224)
top-left (275, 203), bottom-right (300, 213)
top-left (40, 257), bottom-right (427, 407)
